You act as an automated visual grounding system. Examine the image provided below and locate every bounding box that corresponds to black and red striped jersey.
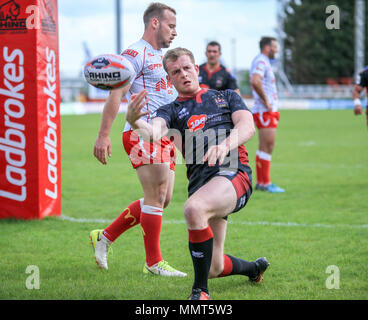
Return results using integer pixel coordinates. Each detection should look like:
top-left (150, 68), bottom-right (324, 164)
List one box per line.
top-left (155, 88), bottom-right (251, 179)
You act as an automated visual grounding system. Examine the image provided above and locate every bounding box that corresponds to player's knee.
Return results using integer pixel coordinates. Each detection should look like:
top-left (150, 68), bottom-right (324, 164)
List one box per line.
top-left (156, 189), bottom-right (167, 207)
top-left (184, 200), bottom-right (207, 226)
top-left (145, 184), bottom-right (168, 208)
top-left (163, 192), bottom-right (172, 209)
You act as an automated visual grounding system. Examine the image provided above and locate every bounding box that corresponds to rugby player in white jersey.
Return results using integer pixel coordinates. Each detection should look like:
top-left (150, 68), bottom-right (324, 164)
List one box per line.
top-left (250, 36), bottom-right (285, 193)
top-left (89, 2), bottom-right (186, 277)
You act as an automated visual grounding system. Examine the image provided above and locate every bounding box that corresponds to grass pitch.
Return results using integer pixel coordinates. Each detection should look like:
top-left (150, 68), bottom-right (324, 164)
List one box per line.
top-left (0, 109), bottom-right (367, 300)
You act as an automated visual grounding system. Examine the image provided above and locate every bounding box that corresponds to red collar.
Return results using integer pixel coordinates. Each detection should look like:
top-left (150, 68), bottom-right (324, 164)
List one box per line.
top-left (177, 88), bottom-right (208, 103)
top-left (204, 64), bottom-right (222, 79)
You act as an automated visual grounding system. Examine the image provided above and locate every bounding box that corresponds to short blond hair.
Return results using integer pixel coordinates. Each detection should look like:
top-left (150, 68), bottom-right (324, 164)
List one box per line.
top-left (143, 2), bottom-right (176, 29)
top-left (163, 47), bottom-right (196, 73)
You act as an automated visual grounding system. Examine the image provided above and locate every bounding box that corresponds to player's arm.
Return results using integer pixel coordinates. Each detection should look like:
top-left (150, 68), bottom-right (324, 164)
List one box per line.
top-left (126, 90), bottom-right (168, 142)
top-left (250, 73), bottom-right (272, 111)
top-left (226, 70), bottom-right (241, 96)
top-left (234, 88), bottom-right (241, 96)
top-left (94, 84), bottom-right (131, 165)
top-left (352, 84), bottom-right (364, 115)
top-left (204, 110), bottom-right (255, 166)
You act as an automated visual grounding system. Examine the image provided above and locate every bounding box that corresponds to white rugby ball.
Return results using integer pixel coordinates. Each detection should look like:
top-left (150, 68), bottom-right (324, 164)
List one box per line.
top-left (84, 54), bottom-right (134, 90)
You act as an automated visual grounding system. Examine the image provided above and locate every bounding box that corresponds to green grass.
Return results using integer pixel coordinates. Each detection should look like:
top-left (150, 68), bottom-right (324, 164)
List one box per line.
top-left (0, 110), bottom-right (367, 300)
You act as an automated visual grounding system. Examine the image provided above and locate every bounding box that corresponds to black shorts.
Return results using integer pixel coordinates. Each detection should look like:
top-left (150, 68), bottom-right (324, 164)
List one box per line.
top-left (187, 164), bottom-right (253, 214)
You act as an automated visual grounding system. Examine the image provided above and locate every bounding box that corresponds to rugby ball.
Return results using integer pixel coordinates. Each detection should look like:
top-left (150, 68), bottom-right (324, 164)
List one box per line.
top-left (84, 54), bottom-right (134, 90)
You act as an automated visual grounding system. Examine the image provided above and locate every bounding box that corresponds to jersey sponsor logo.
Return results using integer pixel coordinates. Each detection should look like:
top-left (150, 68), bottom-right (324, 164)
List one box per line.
top-left (148, 63), bottom-right (162, 70)
top-left (178, 107), bottom-right (189, 119)
top-left (155, 76), bottom-right (173, 94)
top-left (122, 49), bottom-right (138, 58)
top-left (187, 114), bottom-right (207, 132)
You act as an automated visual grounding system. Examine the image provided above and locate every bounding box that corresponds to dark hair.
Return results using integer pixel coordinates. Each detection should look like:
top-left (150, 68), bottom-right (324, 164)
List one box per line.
top-left (163, 47), bottom-right (196, 73)
top-left (143, 2), bottom-right (176, 29)
top-left (259, 37), bottom-right (277, 51)
top-left (206, 41), bottom-right (221, 52)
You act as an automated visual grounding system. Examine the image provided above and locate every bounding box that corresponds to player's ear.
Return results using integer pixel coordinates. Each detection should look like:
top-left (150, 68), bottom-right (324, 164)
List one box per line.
top-left (195, 64), bottom-right (199, 75)
top-left (151, 17), bottom-right (159, 29)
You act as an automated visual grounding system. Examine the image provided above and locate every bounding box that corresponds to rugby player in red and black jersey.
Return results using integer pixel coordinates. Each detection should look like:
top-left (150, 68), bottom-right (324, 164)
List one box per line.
top-left (353, 66), bottom-right (368, 126)
top-left (199, 41), bottom-right (241, 95)
top-left (126, 47), bottom-right (270, 300)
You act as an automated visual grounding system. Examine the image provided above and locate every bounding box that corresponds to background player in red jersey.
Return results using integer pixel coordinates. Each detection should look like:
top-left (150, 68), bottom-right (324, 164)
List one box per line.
top-left (352, 66), bottom-right (368, 126)
top-left (199, 41), bottom-right (241, 95)
top-left (89, 2), bottom-right (186, 277)
top-left (126, 48), bottom-right (270, 300)
top-left (250, 37), bottom-right (285, 193)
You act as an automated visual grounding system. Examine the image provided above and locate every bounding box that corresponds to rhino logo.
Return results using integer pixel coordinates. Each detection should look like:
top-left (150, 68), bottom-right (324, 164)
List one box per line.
top-left (0, 0), bottom-right (20, 20)
top-left (90, 57), bottom-right (110, 69)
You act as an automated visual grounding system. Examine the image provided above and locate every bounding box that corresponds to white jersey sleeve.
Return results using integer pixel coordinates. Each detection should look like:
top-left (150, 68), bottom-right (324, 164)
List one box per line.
top-left (121, 48), bottom-right (143, 85)
top-left (251, 58), bottom-right (266, 78)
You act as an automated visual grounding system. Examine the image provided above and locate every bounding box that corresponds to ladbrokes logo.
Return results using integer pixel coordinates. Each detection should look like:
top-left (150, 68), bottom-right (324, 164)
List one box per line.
top-left (0, 0), bottom-right (27, 32)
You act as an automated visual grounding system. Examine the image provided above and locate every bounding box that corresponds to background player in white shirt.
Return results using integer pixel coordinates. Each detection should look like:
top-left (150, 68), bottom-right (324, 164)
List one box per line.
top-left (89, 2), bottom-right (186, 277)
top-left (250, 37), bottom-right (285, 193)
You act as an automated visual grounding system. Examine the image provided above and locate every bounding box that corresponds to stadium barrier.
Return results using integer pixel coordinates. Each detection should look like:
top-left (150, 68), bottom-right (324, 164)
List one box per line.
top-left (59, 98), bottom-right (358, 116)
top-left (0, 0), bottom-right (61, 219)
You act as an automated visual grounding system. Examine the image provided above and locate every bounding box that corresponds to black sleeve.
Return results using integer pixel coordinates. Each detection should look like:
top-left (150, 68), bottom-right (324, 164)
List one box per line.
top-left (225, 89), bottom-right (249, 113)
top-left (226, 70), bottom-right (239, 90)
top-left (357, 70), bottom-right (368, 87)
top-left (154, 103), bottom-right (174, 129)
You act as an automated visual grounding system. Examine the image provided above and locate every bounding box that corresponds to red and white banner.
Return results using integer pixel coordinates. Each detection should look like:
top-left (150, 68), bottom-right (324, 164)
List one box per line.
top-left (0, 0), bottom-right (61, 219)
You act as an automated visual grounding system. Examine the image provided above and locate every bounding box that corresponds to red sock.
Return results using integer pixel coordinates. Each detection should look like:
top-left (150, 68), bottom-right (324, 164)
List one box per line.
top-left (140, 204), bottom-right (163, 267)
top-left (260, 158), bottom-right (271, 185)
top-left (255, 154), bottom-right (264, 185)
top-left (218, 254), bottom-right (233, 277)
top-left (257, 151), bottom-right (272, 186)
top-left (103, 199), bottom-right (142, 242)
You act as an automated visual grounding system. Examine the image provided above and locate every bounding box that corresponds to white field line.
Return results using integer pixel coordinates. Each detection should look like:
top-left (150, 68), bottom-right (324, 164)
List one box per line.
top-left (60, 215), bottom-right (368, 229)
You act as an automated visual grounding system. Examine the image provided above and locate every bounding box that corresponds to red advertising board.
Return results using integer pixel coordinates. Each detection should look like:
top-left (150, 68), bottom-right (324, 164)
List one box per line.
top-left (0, 0), bottom-right (61, 219)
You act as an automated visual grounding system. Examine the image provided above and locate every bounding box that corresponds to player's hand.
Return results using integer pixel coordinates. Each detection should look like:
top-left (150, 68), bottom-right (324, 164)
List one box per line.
top-left (204, 145), bottom-right (229, 167)
top-left (126, 90), bottom-right (150, 126)
top-left (94, 134), bottom-right (112, 165)
top-left (354, 104), bottom-right (363, 115)
top-left (265, 101), bottom-right (273, 111)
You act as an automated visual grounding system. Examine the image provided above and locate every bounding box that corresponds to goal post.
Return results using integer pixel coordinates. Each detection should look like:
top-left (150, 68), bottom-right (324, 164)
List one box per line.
top-left (0, 0), bottom-right (61, 219)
